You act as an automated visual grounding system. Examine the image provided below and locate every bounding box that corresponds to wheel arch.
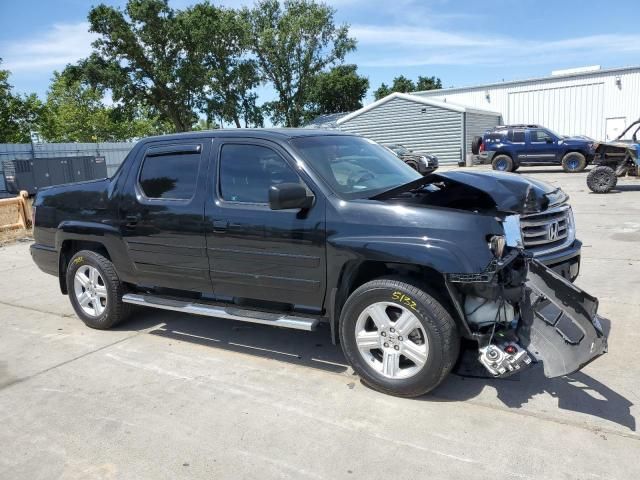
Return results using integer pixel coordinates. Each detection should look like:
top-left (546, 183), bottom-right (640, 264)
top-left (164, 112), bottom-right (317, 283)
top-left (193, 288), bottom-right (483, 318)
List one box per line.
top-left (55, 222), bottom-right (121, 294)
top-left (58, 239), bottom-right (112, 294)
top-left (494, 149), bottom-right (513, 160)
top-left (329, 259), bottom-right (462, 344)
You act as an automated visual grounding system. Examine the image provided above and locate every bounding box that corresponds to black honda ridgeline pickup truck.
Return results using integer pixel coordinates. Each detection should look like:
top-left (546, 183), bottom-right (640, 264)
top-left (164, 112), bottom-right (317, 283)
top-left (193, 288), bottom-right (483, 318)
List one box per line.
top-left (31, 130), bottom-right (608, 397)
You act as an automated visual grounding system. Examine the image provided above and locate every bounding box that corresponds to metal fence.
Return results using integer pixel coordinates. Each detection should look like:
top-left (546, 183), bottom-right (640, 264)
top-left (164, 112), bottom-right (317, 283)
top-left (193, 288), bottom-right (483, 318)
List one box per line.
top-left (0, 142), bottom-right (136, 191)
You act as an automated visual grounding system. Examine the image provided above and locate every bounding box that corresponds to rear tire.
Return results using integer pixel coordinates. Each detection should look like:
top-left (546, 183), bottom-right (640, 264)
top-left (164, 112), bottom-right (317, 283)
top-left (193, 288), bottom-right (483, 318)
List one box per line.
top-left (562, 152), bottom-right (587, 172)
top-left (492, 154), bottom-right (514, 172)
top-left (339, 277), bottom-right (460, 397)
top-left (471, 136), bottom-right (483, 155)
top-left (587, 166), bottom-right (617, 193)
top-left (66, 250), bottom-right (131, 329)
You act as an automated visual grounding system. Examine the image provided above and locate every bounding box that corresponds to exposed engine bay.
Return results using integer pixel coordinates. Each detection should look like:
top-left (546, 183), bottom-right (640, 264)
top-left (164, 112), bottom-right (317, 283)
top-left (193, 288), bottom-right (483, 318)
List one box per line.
top-left (448, 250), bottom-right (608, 379)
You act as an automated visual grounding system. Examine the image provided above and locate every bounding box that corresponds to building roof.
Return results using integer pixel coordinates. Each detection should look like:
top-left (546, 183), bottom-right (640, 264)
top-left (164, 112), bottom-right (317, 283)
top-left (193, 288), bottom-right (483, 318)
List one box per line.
top-left (414, 64), bottom-right (640, 96)
top-left (336, 92), bottom-right (501, 126)
top-left (304, 112), bottom-right (351, 129)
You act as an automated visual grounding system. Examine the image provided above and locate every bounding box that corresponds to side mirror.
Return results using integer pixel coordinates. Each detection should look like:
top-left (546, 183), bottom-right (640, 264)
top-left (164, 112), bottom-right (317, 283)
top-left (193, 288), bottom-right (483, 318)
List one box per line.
top-left (269, 183), bottom-right (314, 210)
top-left (546, 138), bottom-right (554, 144)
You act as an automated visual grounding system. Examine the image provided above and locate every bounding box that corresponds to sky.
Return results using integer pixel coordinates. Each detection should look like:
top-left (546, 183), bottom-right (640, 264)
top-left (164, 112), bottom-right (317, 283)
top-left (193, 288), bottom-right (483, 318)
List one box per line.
top-left (1, 0), bottom-right (640, 106)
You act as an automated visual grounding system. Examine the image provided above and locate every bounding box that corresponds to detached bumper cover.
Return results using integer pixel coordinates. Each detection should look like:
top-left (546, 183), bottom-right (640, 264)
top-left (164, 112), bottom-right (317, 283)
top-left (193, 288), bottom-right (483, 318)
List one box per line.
top-left (518, 259), bottom-right (608, 378)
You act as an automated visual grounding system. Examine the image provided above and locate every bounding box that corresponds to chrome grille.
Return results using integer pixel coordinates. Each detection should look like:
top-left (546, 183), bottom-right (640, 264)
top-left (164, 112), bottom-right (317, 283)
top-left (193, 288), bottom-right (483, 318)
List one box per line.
top-left (520, 205), bottom-right (574, 255)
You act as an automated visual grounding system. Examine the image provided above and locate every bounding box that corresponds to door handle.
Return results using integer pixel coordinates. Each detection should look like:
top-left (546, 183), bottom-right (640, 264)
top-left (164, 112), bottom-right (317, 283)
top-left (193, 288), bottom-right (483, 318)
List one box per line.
top-left (212, 220), bottom-right (228, 233)
top-left (125, 215), bottom-right (139, 228)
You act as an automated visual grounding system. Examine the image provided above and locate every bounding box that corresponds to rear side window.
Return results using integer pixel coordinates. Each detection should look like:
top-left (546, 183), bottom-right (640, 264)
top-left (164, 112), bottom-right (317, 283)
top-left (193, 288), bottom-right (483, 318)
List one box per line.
top-left (139, 149), bottom-right (200, 200)
top-left (508, 130), bottom-right (525, 142)
top-left (485, 130), bottom-right (508, 142)
top-left (219, 144), bottom-right (301, 203)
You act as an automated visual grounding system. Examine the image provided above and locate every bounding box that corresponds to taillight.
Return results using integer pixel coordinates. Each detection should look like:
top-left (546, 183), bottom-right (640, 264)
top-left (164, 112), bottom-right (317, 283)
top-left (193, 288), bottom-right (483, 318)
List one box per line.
top-left (31, 205), bottom-right (36, 227)
top-left (479, 142), bottom-right (485, 152)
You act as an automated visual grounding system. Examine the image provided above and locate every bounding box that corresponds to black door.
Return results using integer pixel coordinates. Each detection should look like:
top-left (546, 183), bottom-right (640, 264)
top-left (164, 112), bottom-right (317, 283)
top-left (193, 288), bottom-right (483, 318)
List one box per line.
top-left (119, 140), bottom-right (212, 293)
top-left (204, 139), bottom-right (327, 310)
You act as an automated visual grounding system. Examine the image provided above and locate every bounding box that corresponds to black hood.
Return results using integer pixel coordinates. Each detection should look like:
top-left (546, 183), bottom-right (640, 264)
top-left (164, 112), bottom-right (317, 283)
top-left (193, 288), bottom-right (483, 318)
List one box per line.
top-left (433, 170), bottom-right (567, 214)
top-left (372, 170), bottom-right (567, 215)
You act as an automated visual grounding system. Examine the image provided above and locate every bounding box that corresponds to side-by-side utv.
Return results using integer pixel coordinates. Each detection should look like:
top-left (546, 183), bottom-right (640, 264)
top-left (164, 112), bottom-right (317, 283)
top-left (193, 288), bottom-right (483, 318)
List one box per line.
top-left (587, 118), bottom-right (640, 193)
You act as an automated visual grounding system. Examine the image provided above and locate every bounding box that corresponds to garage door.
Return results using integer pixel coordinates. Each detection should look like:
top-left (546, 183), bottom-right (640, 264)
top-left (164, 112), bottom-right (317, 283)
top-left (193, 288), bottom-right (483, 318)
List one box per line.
top-left (507, 83), bottom-right (604, 139)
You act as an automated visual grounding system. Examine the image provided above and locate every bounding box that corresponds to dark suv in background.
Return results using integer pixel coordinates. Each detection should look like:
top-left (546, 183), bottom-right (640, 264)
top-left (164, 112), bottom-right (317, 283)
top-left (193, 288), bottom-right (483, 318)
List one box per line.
top-left (472, 125), bottom-right (595, 173)
top-left (383, 144), bottom-right (439, 175)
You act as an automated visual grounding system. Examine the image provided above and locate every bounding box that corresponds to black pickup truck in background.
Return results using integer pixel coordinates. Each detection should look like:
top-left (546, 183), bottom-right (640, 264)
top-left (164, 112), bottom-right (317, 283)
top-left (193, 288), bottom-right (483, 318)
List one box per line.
top-left (30, 130), bottom-right (607, 397)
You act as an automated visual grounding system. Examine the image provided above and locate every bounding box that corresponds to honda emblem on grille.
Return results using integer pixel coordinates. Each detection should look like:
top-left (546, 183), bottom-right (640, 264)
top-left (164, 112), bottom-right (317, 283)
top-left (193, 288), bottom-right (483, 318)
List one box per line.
top-left (548, 221), bottom-right (560, 241)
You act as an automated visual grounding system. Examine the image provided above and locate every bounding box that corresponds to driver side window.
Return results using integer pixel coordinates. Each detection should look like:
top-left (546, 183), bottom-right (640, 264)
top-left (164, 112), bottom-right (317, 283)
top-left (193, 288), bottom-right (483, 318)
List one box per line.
top-left (530, 129), bottom-right (553, 143)
top-left (219, 144), bottom-right (302, 204)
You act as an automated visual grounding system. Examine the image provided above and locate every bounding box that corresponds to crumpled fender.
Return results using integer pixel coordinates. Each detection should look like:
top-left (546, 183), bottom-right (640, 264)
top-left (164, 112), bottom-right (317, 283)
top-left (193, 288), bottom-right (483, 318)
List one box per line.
top-left (518, 259), bottom-right (608, 378)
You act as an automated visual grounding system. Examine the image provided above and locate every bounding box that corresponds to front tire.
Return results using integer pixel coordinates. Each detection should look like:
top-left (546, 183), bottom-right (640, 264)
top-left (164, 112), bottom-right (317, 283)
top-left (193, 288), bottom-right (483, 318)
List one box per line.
top-left (339, 278), bottom-right (459, 397)
top-left (562, 152), bottom-right (587, 172)
top-left (66, 250), bottom-right (131, 329)
top-left (587, 166), bottom-right (617, 193)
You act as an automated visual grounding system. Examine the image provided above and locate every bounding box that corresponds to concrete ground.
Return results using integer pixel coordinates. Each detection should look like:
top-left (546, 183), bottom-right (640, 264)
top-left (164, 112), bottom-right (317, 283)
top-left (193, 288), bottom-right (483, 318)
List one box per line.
top-left (1, 166), bottom-right (639, 479)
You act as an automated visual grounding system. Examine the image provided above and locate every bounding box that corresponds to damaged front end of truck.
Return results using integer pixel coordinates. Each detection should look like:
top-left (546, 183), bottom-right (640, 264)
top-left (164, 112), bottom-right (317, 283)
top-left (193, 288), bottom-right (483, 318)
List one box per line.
top-left (432, 174), bottom-right (609, 378)
top-left (376, 170), bottom-right (610, 379)
top-left (446, 247), bottom-right (608, 378)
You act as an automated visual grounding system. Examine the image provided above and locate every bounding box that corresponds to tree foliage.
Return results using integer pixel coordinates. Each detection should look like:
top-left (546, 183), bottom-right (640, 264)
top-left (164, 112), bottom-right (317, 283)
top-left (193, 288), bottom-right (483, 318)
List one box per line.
top-left (244, 0), bottom-right (356, 127)
top-left (2, 1), bottom-right (447, 140)
top-left (184, 3), bottom-right (263, 128)
top-left (374, 74), bottom-right (443, 100)
top-left (81, 0), bottom-right (204, 132)
top-left (0, 59), bottom-right (45, 143)
top-left (41, 70), bottom-right (170, 142)
top-left (306, 64), bottom-right (368, 119)
top-left (416, 75), bottom-right (442, 91)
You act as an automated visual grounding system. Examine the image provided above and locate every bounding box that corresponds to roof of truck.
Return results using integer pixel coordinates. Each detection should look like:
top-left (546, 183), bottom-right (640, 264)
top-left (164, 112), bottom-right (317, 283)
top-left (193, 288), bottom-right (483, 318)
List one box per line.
top-left (141, 128), bottom-right (354, 143)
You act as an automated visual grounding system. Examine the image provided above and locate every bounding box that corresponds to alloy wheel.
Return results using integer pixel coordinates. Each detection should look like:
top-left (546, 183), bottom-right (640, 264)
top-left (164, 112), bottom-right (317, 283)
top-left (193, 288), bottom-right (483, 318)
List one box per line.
top-left (355, 302), bottom-right (429, 379)
top-left (73, 265), bottom-right (108, 317)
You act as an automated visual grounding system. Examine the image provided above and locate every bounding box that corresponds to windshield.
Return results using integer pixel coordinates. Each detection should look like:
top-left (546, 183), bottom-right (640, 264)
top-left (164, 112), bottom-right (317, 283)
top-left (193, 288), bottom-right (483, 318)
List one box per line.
top-left (290, 136), bottom-right (422, 199)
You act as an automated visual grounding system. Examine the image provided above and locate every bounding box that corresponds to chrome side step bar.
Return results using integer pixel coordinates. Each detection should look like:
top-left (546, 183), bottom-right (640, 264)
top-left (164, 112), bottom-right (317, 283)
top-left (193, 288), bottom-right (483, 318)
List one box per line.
top-left (122, 293), bottom-right (319, 331)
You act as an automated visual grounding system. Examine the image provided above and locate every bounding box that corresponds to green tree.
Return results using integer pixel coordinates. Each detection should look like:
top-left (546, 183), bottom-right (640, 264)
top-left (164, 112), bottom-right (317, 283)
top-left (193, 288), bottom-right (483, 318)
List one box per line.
top-left (416, 75), bottom-right (442, 91)
top-left (374, 74), bottom-right (442, 100)
top-left (42, 71), bottom-right (115, 142)
top-left (0, 59), bottom-right (45, 143)
top-left (388, 75), bottom-right (415, 94)
top-left (306, 64), bottom-right (368, 119)
top-left (373, 82), bottom-right (391, 101)
top-left (185, 4), bottom-right (263, 128)
top-left (41, 70), bottom-right (170, 142)
top-left (244, 0), bottom-right (356, 127)
top-left (81, 0), bottom-right (203, 132)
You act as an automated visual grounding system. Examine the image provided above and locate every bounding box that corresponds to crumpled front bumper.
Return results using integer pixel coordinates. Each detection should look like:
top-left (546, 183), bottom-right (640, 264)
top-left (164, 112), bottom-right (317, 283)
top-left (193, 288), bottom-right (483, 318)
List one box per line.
top-left (517, 259), bottom-right (608, 378)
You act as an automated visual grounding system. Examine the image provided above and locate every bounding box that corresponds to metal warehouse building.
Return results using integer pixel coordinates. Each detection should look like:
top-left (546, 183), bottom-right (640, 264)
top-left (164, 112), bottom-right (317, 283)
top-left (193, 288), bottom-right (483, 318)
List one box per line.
top-left (336, 92), bottom-right (502, 165)
top-left (413, 65), bottom-right (640, 142)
